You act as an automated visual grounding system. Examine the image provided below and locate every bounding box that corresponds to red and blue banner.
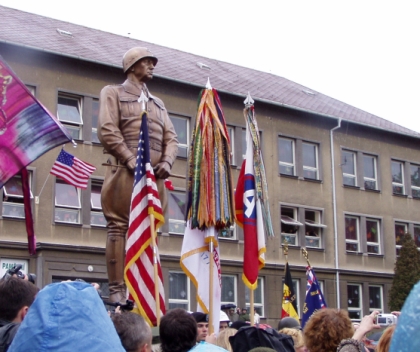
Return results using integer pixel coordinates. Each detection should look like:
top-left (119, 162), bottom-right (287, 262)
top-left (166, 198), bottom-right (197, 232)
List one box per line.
top-left (0, 56), bottom-right (72, 188)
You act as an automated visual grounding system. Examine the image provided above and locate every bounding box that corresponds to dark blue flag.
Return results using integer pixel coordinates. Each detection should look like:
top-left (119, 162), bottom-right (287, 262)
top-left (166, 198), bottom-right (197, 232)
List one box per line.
top-left (301, 266), bottom-right (327, 328)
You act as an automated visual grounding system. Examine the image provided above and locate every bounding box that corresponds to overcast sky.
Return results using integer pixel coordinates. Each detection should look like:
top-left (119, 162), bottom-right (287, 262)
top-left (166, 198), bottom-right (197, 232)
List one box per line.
top-left (1, 0), bottom-right (419, 132)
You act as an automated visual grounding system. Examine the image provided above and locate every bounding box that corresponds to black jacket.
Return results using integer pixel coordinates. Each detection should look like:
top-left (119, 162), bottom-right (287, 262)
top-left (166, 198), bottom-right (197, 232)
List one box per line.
top-left (0, 320), bottom-right (20, 352)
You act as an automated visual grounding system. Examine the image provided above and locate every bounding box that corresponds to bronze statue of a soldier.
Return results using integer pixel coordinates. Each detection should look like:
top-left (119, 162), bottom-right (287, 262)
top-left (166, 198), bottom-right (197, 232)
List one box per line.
top-left (98, 47), bottom-right (178, 303)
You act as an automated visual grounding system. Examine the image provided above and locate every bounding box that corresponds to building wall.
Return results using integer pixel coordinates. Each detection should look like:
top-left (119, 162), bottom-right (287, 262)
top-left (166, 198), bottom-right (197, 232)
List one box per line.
top-left (1, 42), bottom-right (419, 326)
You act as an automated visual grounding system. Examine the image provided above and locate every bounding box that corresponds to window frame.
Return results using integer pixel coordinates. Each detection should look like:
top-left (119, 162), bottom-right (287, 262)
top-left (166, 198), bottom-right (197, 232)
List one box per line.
top-left (410, 164), bottom-right (420, 198)
top-left (302, 142), bottom-right (319, 180)
top-left (169, 114), bottom-right (190, 159)
top-left (54, 178), bottom-right (81, 224)
top-left (369, 285), bottom-right (383, 313)
top-left (304, 209), bottom-right (325, 249)
top-left (245, 277), bottom-right (265, 317)
top-left (90, 180), bottom-right (106, 227)
top-left (221, 274), bottom-right (237, 307)
top-left (347, 283), bottom-right (362, 320)
top-left (363, 154), bottom-right (378, 191)
top-left (168, 189), bottom-right (187, 235)
top-left (391, 160), bottom-right (405, 195)
top-left (1, 172), bottom-right (34, 220)
top-left (342, 150), bottom-right (357, 187)
top-left (278, 137), bottom-right (296, 177)
top-left (345, 213), bottom-right (382, 255)
top-left (57, 93), bottom-right (83, 140)
top-left (168, 271), bottom-right (190, 311)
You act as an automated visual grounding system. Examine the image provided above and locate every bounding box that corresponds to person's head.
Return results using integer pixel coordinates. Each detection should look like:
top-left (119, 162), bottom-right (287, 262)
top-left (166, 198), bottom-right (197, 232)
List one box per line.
top-left (0, 276), bottom-right (38, 322)
top-left (122, 47), bottom-right (158, 83)
top-left (219, 310), bottom-right (230, 331)
top-left (376, 325), bottom-right (396, 352)
top-left (112, 312), bottom-right (152, 352)
top-left (279, 328), bottom-right (305, 352)
top-left (191, 312), bottom-right (209, 342)
top-left (216, 328), bottom-right (237, 352)
top-left (221, 303), bottom-right (236, 317)
top-left (278, 317), bottom-right (301, 331)
top-left (303, 309), bottom-right (354, 352)
top-left (241, 308), bottom-right (247, 314)
top-left (159, 308), bottom-right (197, 352)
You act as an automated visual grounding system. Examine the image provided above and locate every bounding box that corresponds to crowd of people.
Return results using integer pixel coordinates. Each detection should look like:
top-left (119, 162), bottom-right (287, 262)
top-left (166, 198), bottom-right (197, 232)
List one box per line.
top-left (0, 273), bottom-right (416, 352)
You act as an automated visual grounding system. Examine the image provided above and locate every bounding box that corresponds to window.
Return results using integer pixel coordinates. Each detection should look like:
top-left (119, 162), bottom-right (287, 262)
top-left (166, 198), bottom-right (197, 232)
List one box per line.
top-left (91, 99), bottom-right (100, 143)
top-left (168, 271), bottom-right (190, 310)
top-left (410, 164), bottom-right (420, 198)
top-left (168, 190), bottom-right (186, 234)
top-left (281, 207), bottom-right (302, 246)
top-left (221, 275), bottom-right (237, 306)
top-left (369, 285), bottom-right (383, 313)
top-left (347, 284), bottom-right (362, 319)
top-left (391, 161), bottom-right (405, 195)
top-left (305, 210), bottom-right (325, 248)
top-left (90, 181), bottom-right (106, 227)
top-left (219, 225), bottom-right (236, 240)
top-left (345, 215), bottom-right (381, 254)
top-left (345, 216), bottom-right (359, 252)
top-left (2, 174), bottom-right (33, 219)
top-left (278, 138), bottom-right (295, 176)
top-left (342, 150), bottom-right (357, 186)
top-left (363, 155), bottom-right (378, 190)
top-left (245, 277), bottom-right (264, 316)
top-left (57, 94), bottom-right (83, 140)
top-left (54, 179), bottom-right (81, 224)
top-left (302, 142), bottom-right (319, 179)
top-left (170, 115), bottom-right (189, 159)
top-left (395, 222), bottom-right (407, 256)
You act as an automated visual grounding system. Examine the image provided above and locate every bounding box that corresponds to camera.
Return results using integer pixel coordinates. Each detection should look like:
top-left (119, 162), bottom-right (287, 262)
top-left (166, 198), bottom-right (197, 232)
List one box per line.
top-left (2, 264), bottom-right (36, 284)
top-left (375, 313), bottom-right (397, 327)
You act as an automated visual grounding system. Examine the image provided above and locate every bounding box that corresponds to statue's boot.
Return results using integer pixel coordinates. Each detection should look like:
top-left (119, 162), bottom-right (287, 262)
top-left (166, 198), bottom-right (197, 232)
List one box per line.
top-left (106, 231), bottom-right (127, 304)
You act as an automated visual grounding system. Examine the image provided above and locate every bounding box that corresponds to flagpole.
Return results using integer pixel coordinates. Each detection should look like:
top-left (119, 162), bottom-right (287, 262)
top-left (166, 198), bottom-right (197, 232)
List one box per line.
top-left (209, 239), bottom-right (214, 334)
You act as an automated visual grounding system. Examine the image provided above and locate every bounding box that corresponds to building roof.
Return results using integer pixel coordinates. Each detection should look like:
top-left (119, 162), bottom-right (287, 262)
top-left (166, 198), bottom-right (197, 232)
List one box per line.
top-left (1, 5), bottom-right (418, 138)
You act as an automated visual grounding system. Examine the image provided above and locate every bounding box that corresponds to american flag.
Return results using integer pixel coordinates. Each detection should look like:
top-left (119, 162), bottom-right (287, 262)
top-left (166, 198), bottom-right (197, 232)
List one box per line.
top-left (124, 112), bottom-right (165, 327)
top-left (50, 149), bottom-right (96, 189)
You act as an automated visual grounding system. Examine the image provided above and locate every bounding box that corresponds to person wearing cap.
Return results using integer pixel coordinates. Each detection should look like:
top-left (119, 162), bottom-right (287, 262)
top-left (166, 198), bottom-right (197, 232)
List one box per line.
top-left (191, 312), bottom-right (209, 343)
top-left (98, 47), bottom-right (178, 303)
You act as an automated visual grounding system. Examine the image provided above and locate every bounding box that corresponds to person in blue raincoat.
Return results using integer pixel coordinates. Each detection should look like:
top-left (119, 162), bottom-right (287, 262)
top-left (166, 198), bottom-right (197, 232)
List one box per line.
top-left (8, 281), bottom-right (125, 352)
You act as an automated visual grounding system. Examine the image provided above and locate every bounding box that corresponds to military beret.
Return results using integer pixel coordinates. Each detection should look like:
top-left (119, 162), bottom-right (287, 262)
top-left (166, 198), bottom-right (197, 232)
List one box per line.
top-left (191, 312), bottom-right (209, 323)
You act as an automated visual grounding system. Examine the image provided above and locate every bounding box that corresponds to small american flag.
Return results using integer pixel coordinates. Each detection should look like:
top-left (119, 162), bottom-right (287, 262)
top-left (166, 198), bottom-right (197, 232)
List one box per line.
top-left (124, 112), bottom-right (165, 327)
top-left (50, 149), bottom-right (96, 189)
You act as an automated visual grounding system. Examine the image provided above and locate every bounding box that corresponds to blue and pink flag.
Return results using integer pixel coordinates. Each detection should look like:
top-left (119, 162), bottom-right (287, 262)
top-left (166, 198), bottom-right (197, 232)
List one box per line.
top-left (0, 55), bottom-right (72, 188)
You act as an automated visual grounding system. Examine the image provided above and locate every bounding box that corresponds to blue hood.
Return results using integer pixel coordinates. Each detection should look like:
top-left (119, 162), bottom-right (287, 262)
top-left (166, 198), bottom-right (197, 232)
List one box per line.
top-left (8, 281), bottom-right (125, 352)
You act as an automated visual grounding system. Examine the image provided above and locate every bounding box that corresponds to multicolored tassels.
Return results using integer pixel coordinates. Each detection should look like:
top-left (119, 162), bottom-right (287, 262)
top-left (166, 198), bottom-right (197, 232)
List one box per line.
top-left (186, 88), bottom-right (235, 231)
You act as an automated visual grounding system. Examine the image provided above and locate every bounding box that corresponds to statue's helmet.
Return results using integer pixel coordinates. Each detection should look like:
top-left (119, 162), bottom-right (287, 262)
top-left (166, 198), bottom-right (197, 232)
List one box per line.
top-left (122, 47), bottom-right (158, 73)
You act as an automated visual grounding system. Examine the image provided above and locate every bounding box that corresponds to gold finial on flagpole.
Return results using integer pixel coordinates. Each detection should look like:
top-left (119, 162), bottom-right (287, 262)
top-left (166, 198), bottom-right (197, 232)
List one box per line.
top-left (302, 248), bottom-right (311, 267)
top-left (282, 240), bottom-right (289, 261)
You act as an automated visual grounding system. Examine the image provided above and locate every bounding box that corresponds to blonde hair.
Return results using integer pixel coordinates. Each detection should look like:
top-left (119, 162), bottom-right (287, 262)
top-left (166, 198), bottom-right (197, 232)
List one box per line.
top-left (279, 327), bottom-right (304, 349)
top-left (216, 328), bottom-right (237, 352)
top-left (376, 325), bottom-right (396, 352)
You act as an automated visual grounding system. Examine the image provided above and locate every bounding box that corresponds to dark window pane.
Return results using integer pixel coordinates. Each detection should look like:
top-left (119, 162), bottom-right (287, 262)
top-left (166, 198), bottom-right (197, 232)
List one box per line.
top-left (302, 143), bottom-right (316, 168)
top-left (343, 175), bottom-right (356, 186)
top-left (58, 96), bottom-right (81, 123)
top-left (342, 151), bottom-right (355, 175)
top-left (363, 155), bottom-right (375, 179)
top-left (345, 217), bottom-right (358, 240)
top-left (395, 224), bottom-right (406, 246)
top-left (364, 180), bottom-right (377, 190)
top-left (369, 286), bottom-right (382, 309)
top-left (169, 272), bottom-right (188, 300)
top-left (414, 226), bottom-right (420, 248)
top-left (411, 165), bottom-right (420, 187)
top-left (391, 161), bottom-right (403, 183)
top-left (366, 220), bottom-right (379, 243)
top-left (279, 138), bottom-right (294, 164)
top-left (221, 276), bottom-right (235, 302)
top-left (347, 285), bottom-right (360, 308)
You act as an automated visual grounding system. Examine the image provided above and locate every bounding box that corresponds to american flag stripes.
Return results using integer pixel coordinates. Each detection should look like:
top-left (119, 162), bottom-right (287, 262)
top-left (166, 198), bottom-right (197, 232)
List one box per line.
top-left (50, 149), bottom-right (95, 189)
top-left (124, 112), bottom-right (165, 327)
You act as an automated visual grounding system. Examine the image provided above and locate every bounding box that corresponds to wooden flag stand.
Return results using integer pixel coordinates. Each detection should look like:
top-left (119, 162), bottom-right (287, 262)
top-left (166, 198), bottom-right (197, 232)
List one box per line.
top-left (209, 239), bottom-right (214, 334)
